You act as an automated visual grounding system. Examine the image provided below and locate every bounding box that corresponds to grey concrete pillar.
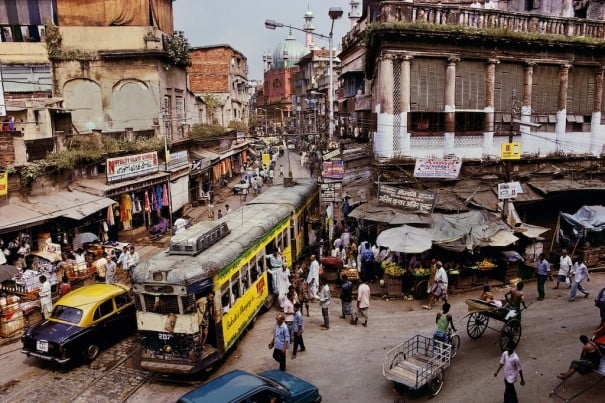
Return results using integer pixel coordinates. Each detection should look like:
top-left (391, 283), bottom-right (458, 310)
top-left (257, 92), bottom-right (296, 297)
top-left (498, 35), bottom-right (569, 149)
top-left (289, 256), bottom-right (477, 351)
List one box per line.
top-left (521, 62), bottom-right (535, 146)
top-left (591, 66), bottom-right (604, 156)
top-left (444, 56), bottom-right (459, 156)
top-left (374, 53), bottom-right (395, 160)
top-left (555, 64), bottom-right (570, 152)
top-left (399, 55), bottom-right (413, 155)
top-left (483, 58), bottom-right (498, 156)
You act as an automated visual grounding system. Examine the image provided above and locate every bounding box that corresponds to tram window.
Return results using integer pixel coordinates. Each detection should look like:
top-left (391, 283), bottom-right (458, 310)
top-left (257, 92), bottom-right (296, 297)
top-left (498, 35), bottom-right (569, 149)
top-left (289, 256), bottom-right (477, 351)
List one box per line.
top-left (276, 231), bottom-right (284, 251)
top-left (142, 294), bottom-right (181, 314)
top-left (241, 267), bottom-right (250, 293)
top-left (221, 286), bottom-right (231, 314)
top-left (231, 276), bottom-right (241, 303)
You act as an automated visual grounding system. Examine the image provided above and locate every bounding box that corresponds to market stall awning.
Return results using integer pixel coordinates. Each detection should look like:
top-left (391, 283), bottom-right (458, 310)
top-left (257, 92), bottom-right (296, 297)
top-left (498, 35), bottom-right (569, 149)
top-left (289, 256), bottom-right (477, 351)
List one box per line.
top-left (514, 224), bottom-right (550, 239)
top-left (0, 190), bottom-right (116, 233)
top-left (348, 201), bottom-right (433, 225)
top-left (72, 172), bottom-right (170, 197)
top-left (528, 179), bottom-right (605, 195)
top-left (561, 205), bottom-right (605, 232)
top-left (376, 225), bottom-right (433, 253)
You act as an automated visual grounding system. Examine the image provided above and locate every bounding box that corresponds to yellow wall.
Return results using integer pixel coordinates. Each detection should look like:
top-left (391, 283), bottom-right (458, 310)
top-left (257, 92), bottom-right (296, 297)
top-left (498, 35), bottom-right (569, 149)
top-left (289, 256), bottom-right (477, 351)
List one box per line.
top-left (0, 42), bottom-right (49, 63)
top-left (59, 26), bottom-right (164, 52)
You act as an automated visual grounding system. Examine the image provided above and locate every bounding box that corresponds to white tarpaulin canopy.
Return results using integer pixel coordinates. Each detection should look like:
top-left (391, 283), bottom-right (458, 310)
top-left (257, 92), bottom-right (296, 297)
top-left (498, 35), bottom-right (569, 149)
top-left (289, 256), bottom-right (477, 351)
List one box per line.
top-left (561, 205), bottom-right (605, 232)
top-left (376, 225), bottom-right (433, 253)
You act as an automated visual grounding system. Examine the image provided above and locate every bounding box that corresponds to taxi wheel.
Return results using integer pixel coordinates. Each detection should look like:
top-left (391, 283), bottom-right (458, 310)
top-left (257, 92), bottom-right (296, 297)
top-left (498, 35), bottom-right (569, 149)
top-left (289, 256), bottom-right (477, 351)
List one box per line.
top-left (85, 344), bottom-right (100, 362)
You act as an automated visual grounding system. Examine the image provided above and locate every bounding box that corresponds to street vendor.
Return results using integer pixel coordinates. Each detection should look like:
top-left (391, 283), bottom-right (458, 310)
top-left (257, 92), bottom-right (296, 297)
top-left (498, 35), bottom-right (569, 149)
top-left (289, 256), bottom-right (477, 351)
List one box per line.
top-left (423, 261), bottom-right (448, 310)
top-left (39, 275), bottom-right (52, 319)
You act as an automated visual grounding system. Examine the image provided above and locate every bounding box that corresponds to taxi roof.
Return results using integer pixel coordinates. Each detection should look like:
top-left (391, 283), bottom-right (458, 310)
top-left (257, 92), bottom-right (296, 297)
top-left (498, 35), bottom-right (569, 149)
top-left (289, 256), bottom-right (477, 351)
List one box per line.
top-left (57, 283), bottom-right (129, 310)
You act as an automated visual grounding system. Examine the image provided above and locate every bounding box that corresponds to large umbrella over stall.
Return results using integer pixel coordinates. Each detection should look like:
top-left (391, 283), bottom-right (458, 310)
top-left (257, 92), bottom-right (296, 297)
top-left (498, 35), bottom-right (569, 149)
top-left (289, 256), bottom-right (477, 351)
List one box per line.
top-left (376, 225), bottom-right (433, 254)
top-left (73, 232), bottom-right (99, 245)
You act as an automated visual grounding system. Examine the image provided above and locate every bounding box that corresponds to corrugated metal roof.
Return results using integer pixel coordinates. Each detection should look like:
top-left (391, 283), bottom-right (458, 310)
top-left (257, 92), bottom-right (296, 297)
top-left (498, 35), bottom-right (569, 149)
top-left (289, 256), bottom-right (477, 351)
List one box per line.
top-left (528, 179), bottom-right (605, 195)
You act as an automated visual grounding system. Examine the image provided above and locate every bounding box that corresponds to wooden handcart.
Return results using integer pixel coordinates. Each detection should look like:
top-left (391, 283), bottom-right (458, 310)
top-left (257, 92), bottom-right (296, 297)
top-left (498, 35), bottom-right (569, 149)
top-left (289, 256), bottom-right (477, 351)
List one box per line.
top-left (464, 298), bottom-right (529, 351)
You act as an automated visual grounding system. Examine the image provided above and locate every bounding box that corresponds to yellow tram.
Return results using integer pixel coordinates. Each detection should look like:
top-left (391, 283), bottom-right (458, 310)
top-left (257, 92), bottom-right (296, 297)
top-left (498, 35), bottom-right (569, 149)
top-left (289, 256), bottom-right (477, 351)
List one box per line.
top-left (131, 179), bottom-right (319, 374)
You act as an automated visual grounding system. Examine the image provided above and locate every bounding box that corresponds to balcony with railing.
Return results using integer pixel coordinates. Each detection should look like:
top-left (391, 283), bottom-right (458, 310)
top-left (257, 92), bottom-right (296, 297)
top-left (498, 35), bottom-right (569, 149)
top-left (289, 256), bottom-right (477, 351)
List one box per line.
top-left (343, 2), bottom-right (605, 48)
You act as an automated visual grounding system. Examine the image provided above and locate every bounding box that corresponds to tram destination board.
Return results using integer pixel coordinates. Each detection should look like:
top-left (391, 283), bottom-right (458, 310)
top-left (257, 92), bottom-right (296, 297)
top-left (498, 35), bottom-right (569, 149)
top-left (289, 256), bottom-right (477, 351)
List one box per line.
top-left (378, 185), bottom-right (435, 214)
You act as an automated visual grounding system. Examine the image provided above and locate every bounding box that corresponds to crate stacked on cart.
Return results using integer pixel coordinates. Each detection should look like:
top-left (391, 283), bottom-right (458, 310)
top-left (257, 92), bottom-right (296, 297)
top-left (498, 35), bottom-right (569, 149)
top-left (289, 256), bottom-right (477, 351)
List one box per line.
top-left (0, 295), bottom-right (25, 337)
top-left (66, 263), bottom-right (96, 281)
top-left (382, 262), bottom-right (406, 298)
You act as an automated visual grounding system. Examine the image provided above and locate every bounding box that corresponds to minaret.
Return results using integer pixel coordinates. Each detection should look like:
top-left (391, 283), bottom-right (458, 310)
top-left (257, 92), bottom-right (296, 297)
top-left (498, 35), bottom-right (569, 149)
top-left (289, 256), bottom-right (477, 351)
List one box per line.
top-left (349, 0), bottom-right (361, 28)
top-left (262, 50), bottom-right (273, 72)
top-left (303, 6), bottom-right (315, 48)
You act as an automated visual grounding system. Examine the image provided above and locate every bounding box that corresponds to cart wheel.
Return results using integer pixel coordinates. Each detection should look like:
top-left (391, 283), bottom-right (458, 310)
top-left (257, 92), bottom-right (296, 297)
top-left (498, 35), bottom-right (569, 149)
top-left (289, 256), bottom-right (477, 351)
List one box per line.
top-left (414, 280), bottom-right (429, 299)
top-left (428, 369), bottom-right (445, 396)
top-left (393, 382), bottom-right (407, 403)
top-left (449, 334), bottom-right (461, 359)
top-left (466, 312), bottom-right (489, 339)
top-left (499, 319), bottom-right (522, 351)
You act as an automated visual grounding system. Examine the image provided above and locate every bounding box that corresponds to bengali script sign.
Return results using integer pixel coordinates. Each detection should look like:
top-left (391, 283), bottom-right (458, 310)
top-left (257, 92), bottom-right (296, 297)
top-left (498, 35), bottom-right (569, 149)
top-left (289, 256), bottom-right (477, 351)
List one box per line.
top-left (320, 182), bottom-right (342, 202)
top-left (378, 185), bottom-right (435, 214)
top-left (413, 158), bottom-right (462, 178)
top-left (106, 151), bottom-right (159, 184)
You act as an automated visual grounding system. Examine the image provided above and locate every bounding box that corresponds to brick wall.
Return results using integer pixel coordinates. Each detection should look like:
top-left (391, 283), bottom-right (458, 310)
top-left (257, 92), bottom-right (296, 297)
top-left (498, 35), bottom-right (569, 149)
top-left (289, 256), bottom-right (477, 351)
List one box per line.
top-left (0, 131), bottom-right (26, 166)
top-left (188, 46), bottom-right (248, 93)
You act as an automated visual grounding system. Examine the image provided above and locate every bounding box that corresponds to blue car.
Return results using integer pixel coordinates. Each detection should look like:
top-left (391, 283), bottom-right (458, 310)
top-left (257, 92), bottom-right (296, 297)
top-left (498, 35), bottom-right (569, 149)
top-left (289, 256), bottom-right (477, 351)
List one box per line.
top-left (178, 370), bottom-right (322, 403)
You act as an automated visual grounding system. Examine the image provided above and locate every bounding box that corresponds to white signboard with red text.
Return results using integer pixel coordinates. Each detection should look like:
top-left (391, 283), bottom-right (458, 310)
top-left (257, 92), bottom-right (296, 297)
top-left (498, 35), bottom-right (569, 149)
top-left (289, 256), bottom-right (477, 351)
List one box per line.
top-left (106, 151), bottom-right (159, 184)
top-left (413, 158), bottom-right (462, 179)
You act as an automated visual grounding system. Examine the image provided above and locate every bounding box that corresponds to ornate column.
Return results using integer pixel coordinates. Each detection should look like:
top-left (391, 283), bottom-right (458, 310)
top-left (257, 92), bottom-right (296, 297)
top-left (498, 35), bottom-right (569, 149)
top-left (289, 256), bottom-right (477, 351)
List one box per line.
top-left (443, 56), bottom-right (459, 156)
top-left (398, 54), bottom-right (413, 155)
top-left (483, 58), bottom-right (498, 156)
top-left (555, 64), bottom-right (571, 152)
top-left (374, 53), bottom-right (395, 159)
top-left (590, 66), bottom-right (604, 156)
top-left (521, 62), bottom-right (535, 147)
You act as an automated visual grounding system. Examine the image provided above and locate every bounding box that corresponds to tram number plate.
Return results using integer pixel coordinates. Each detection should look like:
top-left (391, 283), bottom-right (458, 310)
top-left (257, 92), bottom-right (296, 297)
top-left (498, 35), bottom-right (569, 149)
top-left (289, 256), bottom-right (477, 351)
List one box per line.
top-left (37, 340), bottom-right (48, 352)
top-left (158, 333), bottom-right (172, 341)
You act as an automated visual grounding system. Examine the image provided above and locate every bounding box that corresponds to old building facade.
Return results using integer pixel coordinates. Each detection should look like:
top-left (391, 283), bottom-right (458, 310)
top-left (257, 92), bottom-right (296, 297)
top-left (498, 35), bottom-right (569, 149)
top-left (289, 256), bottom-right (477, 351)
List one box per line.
top-left (341, 0), bottom-right (605, 160)
top-left (188, 45), bottom-right (250, 127)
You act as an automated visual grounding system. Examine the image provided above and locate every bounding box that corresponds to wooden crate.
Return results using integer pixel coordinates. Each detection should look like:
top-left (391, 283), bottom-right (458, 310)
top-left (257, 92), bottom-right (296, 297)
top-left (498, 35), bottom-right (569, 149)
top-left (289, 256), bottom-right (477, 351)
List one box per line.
top-left (0, 310), bottom-right (25, 337)
top-left (384, 274), bottom-right (404, 297)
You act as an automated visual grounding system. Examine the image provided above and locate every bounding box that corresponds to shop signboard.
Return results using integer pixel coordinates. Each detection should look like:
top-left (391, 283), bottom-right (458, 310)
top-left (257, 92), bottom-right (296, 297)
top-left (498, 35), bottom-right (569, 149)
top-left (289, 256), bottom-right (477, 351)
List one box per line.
top-left (497, 182), bottom-right (523, 199)
top-left (413, 158), bottom-right (462, 178)
top-left (501, 142), bottom-right (521, 160)
top-left (322, 160), bottom-right (345, 180)
top-left (167, 150), bottom-right (189, 170)
top-left (106, 151), bottom-right (159, 184)
top-left (378, 185), bottom-right (435, 214)
top-left (320, 182), bottom-right (342, 202)
top-left (191, 158), bottom-right (212, 174)
top-left (322, 148), bottom-right (341, 161)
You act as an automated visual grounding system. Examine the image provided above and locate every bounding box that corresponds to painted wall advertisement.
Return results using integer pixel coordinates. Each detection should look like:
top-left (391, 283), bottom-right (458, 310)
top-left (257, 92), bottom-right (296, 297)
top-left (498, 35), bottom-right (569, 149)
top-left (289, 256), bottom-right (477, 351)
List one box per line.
top-left (106, 151), bottom-right (159, 184)
top-left (322, 160), bottom-right (344, 180)
top-left (413, 158), bottom-right (462, 178)
top-left (378, 184), bottom-right (436, 214)
top-left (167, 150), bottom-right (189, 170)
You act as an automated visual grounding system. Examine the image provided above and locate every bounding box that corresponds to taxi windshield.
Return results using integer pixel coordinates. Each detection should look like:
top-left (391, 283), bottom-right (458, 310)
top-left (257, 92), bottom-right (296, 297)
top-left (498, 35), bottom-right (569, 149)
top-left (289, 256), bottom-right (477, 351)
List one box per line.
top-left (51, 305), bottom-right (83, 324)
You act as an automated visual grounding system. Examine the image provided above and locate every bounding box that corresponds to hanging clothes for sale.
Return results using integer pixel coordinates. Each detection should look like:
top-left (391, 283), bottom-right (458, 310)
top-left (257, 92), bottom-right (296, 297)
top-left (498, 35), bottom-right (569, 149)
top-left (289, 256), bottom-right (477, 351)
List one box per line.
top-left (155, 185), bottom-right (163, 209)
top-left (106, 205), bottom-right (115, 226)
top-left (162, 184), bottom-right (169, 207)
top-left (151, 190), bottom-right (158, 211)
top-left (144, 191), bottom-right (151, 213)
top-left (120, 194), bottom-right (132, 222)
top-left (132, 193), bottom-right (142, 214)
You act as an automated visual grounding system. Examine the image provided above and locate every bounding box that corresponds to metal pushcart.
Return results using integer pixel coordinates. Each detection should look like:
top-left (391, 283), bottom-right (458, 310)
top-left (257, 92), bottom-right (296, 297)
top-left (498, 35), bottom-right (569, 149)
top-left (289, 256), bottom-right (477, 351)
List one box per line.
top-left (383, 334), bottom-right (452, 402)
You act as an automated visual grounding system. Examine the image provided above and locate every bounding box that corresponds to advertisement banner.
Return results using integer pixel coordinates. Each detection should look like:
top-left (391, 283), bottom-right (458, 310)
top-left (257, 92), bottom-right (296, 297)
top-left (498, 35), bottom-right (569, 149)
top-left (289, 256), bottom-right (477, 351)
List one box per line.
top-left (413, 158), bottom-right (462, 178)
top-left (497, 182), bottom-right (523, 199)
top-left (0, 171), bottom-right (7, 196)
top-left (501, 142), bottom-right (521, 160)
top-left (378, 185), bottom-right (435, 214)
top-left (322, 160), bottom-right (345, 180)
top-left (106, 151), bottom-right (159, 184)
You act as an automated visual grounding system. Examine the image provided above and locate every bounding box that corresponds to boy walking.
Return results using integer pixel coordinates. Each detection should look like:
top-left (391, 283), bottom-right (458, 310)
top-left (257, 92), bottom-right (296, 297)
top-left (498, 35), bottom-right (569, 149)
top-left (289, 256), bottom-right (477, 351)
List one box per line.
top-left (292, 303), bottom-right (306, 359)
top-left (494, 341), bottom-right (525, 403)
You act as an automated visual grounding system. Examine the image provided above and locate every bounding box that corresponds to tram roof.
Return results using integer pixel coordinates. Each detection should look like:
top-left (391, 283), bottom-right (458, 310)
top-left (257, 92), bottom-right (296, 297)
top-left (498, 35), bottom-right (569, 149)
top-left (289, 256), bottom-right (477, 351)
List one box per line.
top-left (131, 179), bottom-right (317, 286)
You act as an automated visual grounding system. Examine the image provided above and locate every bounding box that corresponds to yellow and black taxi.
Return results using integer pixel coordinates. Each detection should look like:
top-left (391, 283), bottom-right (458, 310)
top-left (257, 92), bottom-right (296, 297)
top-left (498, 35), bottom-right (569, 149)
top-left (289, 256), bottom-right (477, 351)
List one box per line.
top-left (22, 283), bottom-right (136, 364)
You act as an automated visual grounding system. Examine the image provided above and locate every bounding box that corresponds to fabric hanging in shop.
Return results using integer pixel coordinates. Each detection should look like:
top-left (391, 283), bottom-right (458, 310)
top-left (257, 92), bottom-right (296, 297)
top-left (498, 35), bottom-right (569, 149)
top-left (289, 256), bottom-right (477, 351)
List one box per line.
top-left (132, 193), bottom-right (142, 214)
top-left (144, 191), bottom-right (151, 213)
top-left (242, 151), bottom-right (247, 164)
top-left (162, 184), bottom-right (169, 207)
top-left (225, 158), bottom-right (232, 176)
top-left (155, 185), bottom-right (163, 210)
top-left (213, 164), bottom-right (221, 182)
top-left (106, 205), bottom-right (115, 226)
top-left (151, 189), bottom-right (158, 211)
top-left (120, 194), bottom-right (132, 222)
top-left (219, 161), bottom-right (225, 176)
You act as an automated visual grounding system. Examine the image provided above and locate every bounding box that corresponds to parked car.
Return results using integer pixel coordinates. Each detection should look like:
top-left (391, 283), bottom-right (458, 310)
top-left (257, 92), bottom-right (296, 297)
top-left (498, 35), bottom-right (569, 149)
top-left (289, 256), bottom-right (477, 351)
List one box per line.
top-left (21, 283), bottom-right (136, 364)
top-left (177, 369), bottom-right (322, 403)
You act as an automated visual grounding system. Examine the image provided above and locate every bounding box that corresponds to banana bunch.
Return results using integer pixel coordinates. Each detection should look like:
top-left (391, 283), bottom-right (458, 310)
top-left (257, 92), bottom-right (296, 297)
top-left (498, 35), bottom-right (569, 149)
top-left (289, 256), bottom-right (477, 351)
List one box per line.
top-left (382, 261), bottom-right (405, 277)
top-left (477, 259), bottom-right (497, 270)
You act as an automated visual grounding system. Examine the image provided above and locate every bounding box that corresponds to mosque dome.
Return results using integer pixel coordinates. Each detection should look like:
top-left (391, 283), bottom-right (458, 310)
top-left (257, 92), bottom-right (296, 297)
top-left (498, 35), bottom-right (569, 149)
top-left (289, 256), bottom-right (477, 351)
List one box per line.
top-left (272, 33), bottom-right (306, 69)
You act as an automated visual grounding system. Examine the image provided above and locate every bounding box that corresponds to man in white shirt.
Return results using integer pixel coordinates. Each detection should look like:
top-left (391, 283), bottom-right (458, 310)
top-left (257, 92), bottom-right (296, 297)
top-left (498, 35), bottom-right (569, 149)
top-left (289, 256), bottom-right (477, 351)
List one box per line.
top-left (116, 246), bottom-right (130, 269)
top-left (569, 257), bottom-right (590, 301)
top-left (554, 249), bottom-right (573, 289)
top-left (128, 246), bottom-right (140, 270)
top-left (307, 255), bottom-right (320, 299)
top-left (424, 261), bottom-right (448, 310)
top-left (494, 341), bottom-right (525, 403)
top-left (225, 204), bottom-right (233, 215)
top-left (352, 280), bottom-right (370, 327)
top-left (39, 275), bottom-right (53, 319)
top-left (105, 256), bottom-right (117, 284)
top-left (318, 281), bottom-right (331, 330)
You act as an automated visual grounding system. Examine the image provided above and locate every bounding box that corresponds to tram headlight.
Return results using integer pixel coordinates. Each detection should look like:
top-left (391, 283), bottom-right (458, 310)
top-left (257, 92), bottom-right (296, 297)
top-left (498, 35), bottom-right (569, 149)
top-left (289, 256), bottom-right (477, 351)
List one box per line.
top-left (163, 345), bottom-right (173, 353)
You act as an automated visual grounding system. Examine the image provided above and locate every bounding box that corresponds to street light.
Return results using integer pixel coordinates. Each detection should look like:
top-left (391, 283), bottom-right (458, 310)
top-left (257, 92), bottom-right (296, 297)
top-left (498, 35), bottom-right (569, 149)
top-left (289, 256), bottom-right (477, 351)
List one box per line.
top-left (264, 7), bottom-right (342, 141)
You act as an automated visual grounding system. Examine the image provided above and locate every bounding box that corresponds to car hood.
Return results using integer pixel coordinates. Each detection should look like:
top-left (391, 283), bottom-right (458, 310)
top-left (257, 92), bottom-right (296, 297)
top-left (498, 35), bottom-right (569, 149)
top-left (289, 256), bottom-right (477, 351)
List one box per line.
top-left (27, 320), bottom-right (83, 344)
top-left (259, 370), bottom-right (319, 400)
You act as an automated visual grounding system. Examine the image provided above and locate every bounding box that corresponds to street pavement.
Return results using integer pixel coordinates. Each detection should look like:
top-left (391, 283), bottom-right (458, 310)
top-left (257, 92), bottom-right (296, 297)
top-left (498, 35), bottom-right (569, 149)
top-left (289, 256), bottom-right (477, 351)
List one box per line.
top-left (2, 273), bottom-right (600, 402)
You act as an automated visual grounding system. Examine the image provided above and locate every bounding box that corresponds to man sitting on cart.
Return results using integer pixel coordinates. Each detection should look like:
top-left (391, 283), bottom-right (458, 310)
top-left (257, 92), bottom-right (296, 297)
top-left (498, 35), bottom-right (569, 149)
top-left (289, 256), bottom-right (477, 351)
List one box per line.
top-left (433, 302), bottom-right (456, 343)
top-left (557, 335), bottom-right (602, 380)
top-left (504, 282), bottom-right (526, 321)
